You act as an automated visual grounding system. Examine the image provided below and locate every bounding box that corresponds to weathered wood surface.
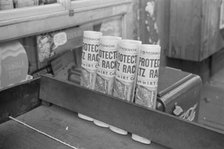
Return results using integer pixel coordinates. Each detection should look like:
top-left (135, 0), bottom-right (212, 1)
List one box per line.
top-left (201, 0), bottom-right (224, 60)
top-left (0, 0), bottom-right (131, 42)
top-left (0, 105), bottom-right (167, 149)
top-left (169, 0), bottom-right (224, 61)
top-left (169, 0), bottom-right (202, 61)
top-left (39, 75), bottom-right (224, 149)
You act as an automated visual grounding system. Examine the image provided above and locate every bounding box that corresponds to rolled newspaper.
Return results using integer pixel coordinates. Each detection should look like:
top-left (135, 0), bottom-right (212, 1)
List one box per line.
top-left (79, 31), bottom-right (102, 121)
top-left (135, 44), bottom-right (161, 108)
top-left (113, 39), bottom-right (141, 102)
top-left (132, 44), bottom-right (161, 144)
top-left (110, 39), bottom-right (141, 135)
top-left (94, 36), bottom-right (121, 128)
top-left (94, 36), bottom-right (121, 95)
top-left (81, 31), bottom-right (102, 90)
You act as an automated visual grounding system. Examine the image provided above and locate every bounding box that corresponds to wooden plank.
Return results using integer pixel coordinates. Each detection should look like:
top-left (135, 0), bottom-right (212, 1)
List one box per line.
top-left (70, 0), bottom-right (131, 12)
top-left (169, 0), bottom-right (224, 61)
top-left (156, 0), bottom-right (170, 66)
top-left (0, 105), bottom-right (167, 149)
top-left (0, 3), bottom-right (65, 22)
top-left (39, 75), bottom-right (224, 149)
top-left (169, 0), bottom-right (202, 61)
top-left (200, 0), bottom-right (223, 60)
top-left (138, 0), bottom-right (147, 44)
top-left (0, 3), bottom-right (130, 42)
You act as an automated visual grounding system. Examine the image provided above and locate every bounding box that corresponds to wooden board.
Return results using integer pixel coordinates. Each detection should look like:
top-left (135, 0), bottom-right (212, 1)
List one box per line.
top-left (169, 0), bottom-right (224, 61)
top-left (0, 105), bottom-right (167, 149)
top-left (0, 0), bottom-right (131, 42)
top-left (39, 75), bottom-right (224, 149)
top-left (169, 0), bottom-right (202, 61)
top-left (200, 0), bottom-right (224, 60)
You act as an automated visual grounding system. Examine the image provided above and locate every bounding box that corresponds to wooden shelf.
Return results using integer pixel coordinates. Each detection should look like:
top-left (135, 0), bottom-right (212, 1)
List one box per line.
top-left (0, 0), bottom-right (132, 42)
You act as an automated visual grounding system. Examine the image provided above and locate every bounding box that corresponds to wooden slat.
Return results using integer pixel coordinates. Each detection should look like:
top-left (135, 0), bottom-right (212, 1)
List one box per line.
top-left (39, 75), bottom-right (224, 149)
top-left (0, 2), bottom-right (130, 42)
top-left (71, 0), bottom-right (131, 12)
top-left (200, 0), bottom-right (224, 60)
top-left (0, 105), bottom-right (167, 149)
top-left (0, 3), bottom-right (65, 22)
top-left (139, 0), bottom-right (148, 44)
top-left (156, 0), bottom-right (170, 66)
top-left (169, 0), bottom-right (202, 61)
top-left (169, 0), bottom-right (224, 61)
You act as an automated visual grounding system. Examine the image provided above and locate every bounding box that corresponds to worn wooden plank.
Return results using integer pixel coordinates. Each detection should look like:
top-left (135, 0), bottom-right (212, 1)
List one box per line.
top-left (169, 0), bottom-right (202, 61)
top-left (200, 0), bottom-right (223, 60)
top-left (139, 0), bottom-right (148, 44)
top-left (39, 75), bottom-right (224, 149)
top-left (0, 1), bottom-right (131, 42)
top-left (169, 0), bottom-right (224, 61)
top-left (0, 105), bottom-right (167, 149)
top-left (0, 3), bottom-right (65, 22)
top-left (70, 0), bottom-right (131, 12)
top-left (156, 0), bottom-right (170, 66)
